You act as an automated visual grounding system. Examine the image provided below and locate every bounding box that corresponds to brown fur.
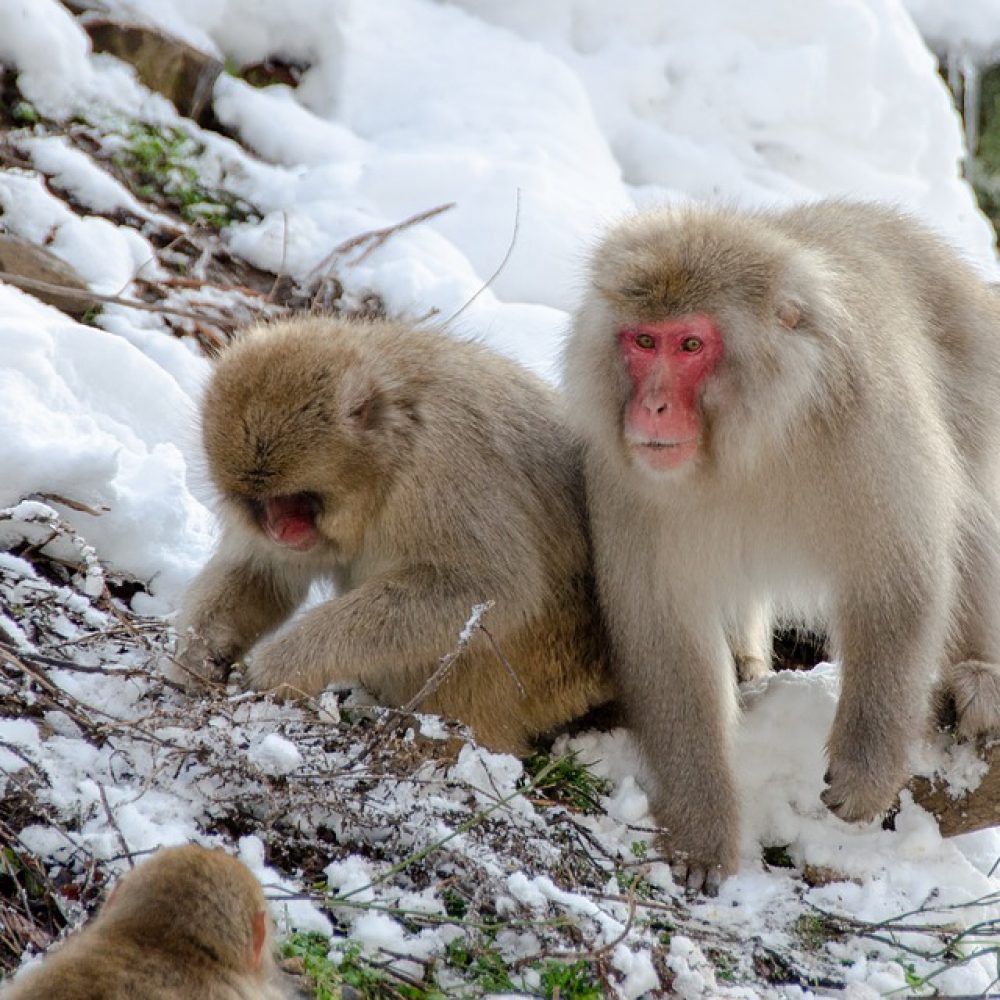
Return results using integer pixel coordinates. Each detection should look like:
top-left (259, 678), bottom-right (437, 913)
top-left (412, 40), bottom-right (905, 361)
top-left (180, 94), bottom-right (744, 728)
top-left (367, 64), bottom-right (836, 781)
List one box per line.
top-left (564, 200), bottom-right (1000, 892)
top-left (1, 845), bottom-right (285, 1000)
top-left (173, 316), bottom-right (611, 754)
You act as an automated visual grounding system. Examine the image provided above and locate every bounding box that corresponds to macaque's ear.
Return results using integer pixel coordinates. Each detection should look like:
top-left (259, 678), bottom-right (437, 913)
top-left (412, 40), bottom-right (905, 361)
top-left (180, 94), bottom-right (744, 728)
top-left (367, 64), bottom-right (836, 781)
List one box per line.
top-left (340, 368), bottom-right (385, 430)
top-left (777, 300), bottom-right (802, 329)
top-left (103, 881), bottom-right (122, 911)
top-left (251, 910), bottom-right (267, 969)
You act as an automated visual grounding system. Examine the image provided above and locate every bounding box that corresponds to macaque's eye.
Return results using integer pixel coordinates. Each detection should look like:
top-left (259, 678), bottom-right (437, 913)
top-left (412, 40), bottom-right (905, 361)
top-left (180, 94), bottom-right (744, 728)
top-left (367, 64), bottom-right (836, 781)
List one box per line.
top-left (680, 337), bottom-right (703, 353)
top-left (634, 333), bottom-right (656, 350)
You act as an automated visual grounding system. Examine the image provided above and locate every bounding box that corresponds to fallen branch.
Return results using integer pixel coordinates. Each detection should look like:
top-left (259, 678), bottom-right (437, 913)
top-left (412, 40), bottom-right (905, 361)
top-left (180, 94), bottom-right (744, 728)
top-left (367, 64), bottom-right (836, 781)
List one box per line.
top-left (0, 269), bottom-right (235, 325)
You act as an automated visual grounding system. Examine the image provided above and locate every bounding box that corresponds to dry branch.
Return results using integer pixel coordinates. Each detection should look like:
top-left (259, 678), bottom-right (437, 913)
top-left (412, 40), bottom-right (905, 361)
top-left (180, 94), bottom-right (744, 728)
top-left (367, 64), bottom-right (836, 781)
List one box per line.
top-left (0, 269), bottom-right (234, 324)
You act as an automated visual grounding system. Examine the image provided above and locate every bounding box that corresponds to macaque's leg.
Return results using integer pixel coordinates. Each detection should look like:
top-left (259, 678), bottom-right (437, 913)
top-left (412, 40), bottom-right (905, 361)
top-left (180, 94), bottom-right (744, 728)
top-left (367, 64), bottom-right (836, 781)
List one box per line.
top-left (824, 572), bottom-right (945, 821)
top-left (245, 567), bottom-right (487, 698)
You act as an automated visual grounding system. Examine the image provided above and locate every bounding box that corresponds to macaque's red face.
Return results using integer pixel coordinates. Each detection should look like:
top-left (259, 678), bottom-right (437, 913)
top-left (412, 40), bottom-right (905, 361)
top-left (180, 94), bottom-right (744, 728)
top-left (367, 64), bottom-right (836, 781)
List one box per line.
top-left (619, 314), bottom-right (723, 471)
top-left (253, 493), bottom-right (322, 551)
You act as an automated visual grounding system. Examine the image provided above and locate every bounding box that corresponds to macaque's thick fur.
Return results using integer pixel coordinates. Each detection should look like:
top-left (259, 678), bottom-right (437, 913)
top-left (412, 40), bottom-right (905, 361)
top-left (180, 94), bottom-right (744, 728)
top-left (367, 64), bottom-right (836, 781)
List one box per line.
top-left (173, 317), bottom-right (611, 753)
top-left (1, 845), bottom-right (286, 1000)
top-left (564, 200), bottom-right (1000, 891)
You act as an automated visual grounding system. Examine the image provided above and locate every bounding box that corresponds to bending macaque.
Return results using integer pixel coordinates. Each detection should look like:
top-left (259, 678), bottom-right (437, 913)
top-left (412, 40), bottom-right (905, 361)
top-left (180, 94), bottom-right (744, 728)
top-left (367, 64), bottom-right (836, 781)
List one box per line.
top-left (172, 316), bottom-right (611, 754)
top-left (564, 201), bottom-right (1000, 893)
top-left (1, 844), bottom-right (286, 999)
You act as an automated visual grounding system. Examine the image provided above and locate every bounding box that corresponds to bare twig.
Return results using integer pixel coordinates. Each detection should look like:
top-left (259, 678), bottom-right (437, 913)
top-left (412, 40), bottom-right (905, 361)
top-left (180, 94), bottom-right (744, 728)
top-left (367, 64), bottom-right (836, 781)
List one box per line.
top-left (267, 211), bottom-right (290, 303)
top-left (479, 623), bottom-right (526, 698)
top-left (332, 202), bottom-right (455, 263)
top-left (33, 493), bottom-right (109, 517)
top-left (97, 783), bottom-right (134, 869)
top-left (399, 601), bottom-right (494, 715)
top-left (307, 202), bottom-right (455, 310)
top-left (444, 188), bottom-right (521, 326)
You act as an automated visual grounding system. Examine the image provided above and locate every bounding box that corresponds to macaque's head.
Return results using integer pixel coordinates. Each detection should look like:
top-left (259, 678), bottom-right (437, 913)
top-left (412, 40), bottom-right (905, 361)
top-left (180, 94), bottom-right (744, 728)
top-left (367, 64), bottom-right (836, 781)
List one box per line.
top-left (99, 845), bottom-right (272, 977)
top-left (202, 318), bottom-right (419, 561)
top-left (566, 206), bottom-right (841, 479)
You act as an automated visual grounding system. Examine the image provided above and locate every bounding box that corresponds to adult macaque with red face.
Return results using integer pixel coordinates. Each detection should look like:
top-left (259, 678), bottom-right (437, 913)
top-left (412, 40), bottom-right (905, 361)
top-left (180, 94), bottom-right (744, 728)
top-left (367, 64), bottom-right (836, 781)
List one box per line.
top-left (171, 316), bottom-right (611, 753)
top-left (564, 201), bottom-right (1000, 894)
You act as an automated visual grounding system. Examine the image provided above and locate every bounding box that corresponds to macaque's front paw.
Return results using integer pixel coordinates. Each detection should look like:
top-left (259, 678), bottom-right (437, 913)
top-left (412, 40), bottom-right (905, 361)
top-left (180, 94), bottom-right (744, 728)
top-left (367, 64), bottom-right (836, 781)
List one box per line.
top-left (168, 625), bottom-right (238, 688)
top-left (935, 660), bottom-right (1000, 741)
top-left (244, 635), bottom-right (324, 701)
top-left (821, 742), bottom-right (906, 823)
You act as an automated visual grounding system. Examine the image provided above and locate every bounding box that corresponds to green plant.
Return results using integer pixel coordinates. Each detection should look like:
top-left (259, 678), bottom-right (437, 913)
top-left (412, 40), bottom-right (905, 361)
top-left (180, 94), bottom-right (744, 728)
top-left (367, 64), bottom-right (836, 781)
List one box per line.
top-left (521, 751), bottom-right (611, 813)
top-left (441, 887), bottom-right (468, 919)
top-left (443, 938), bottom-right (515, 993)
top-left (11, 101), bottom-right (38, 124)
top-left (761, 844), bottom-right (795, 869)
top-left (282, 934), bottom-right (446, 1000)
top-left (792, 913), bottom-right (839, 952)
top-left (113, 122), bottom-right (253, 228)
top-left (537, 959), bottom-right (602, 1000)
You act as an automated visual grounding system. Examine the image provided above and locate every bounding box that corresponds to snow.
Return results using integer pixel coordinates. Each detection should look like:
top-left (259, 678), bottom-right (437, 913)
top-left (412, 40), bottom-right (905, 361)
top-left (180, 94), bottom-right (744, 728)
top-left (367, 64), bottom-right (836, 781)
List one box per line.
top-left (904, 0), bottom-right (1000, 62)
top-left (247, 733), bottom-right (303, 776)
top-left (2, 0), bottom-right (999, 995)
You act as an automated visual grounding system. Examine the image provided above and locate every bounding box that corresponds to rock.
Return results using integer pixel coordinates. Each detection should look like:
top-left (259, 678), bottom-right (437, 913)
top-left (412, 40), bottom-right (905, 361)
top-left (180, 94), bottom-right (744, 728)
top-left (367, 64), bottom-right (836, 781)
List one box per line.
top-left (802, 864), bottom-right (861, 888)
top-left (0, 234), bottom-right (96, 316)
top-left (909, 742), bottom-right (1000, 837)
top-left (83, 18), bottom-right (222, 124)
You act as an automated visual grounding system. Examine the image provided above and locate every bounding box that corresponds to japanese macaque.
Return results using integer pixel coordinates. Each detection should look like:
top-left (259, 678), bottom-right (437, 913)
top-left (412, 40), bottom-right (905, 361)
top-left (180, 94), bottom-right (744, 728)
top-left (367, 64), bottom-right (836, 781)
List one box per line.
top-left (564, 200), bottom-right (1000, 893)
top-left (1, 844), bottom-right (285, 999)
top-left (172, 316), bottom-right (611, 754)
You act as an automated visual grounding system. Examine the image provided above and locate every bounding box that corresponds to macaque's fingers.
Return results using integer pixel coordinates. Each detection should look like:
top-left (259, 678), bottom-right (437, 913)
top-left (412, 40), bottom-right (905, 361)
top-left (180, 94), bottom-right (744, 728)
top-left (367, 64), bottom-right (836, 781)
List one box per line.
top-left (666, 851), bottom-right (727, 897)
top-left (245, 636), bottom-right (328, 699)
top-left (168, 626), bottom-right (238, 687)
top-left (820, 751), bottom-right (904, 824)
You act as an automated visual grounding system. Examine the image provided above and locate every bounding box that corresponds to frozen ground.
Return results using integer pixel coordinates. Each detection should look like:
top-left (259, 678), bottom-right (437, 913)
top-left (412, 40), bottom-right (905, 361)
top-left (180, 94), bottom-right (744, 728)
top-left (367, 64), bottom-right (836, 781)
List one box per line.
top-left (1, 0), bottom-right (999, 996)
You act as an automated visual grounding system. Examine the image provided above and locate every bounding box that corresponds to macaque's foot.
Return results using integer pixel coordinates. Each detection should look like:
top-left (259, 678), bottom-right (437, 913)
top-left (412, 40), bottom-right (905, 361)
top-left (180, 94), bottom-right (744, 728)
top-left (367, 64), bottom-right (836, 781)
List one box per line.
top-left (821, 743), bottom-right (906, 823)
top-left (666, 853), bottom-right (727, 896)
top-left (655, 826), bottom-right (738, 897)
top-left (244, 634), bottom-right (324, 701)
top-left (734, 654), bottom-right (772, 684)
top-left (936, 660), bottom-right (1000, 741)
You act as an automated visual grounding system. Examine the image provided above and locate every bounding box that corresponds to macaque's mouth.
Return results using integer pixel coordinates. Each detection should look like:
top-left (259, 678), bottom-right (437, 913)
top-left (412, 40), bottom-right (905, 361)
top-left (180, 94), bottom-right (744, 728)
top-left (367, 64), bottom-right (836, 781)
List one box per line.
top-left (629, 436), bottom-right (700, 471)
top-left (251, 492), bottom-right (322, 551)
top-left (629, 437), bottom-right (699, 451)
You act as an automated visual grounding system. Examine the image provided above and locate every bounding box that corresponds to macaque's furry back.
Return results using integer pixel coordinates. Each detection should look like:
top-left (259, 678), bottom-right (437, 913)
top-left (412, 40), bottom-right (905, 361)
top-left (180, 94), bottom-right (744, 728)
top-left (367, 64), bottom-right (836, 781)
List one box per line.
top-left (1, 845), bottom-right (285, 999)
top-left (173, 317), bottom-right (611, 753)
